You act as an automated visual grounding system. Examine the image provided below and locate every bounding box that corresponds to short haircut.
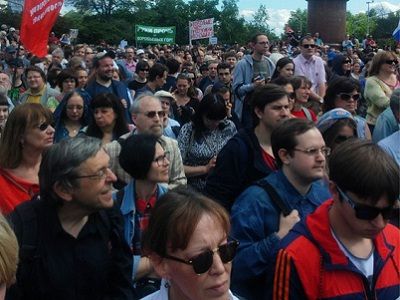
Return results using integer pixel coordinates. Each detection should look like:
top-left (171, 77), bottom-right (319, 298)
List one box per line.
top-left (300, 35), bottom-right (314, 45)
top-left (135, 60), bottom-right (150, 74)
top-left (39, 136), bottom-right (103, 204)
top-left (119, 134), bottom-right (161, 179)
top-left (0, 104), bottom-right (52, 169)
top-left (24, 65), bottom-right (46, 82)
top-left (251, 84), bottom-right (288, 126)
top-left (0, 94), bottom-right (9, 106)
top-left (56, 69), bottom-right (78, 91)
top-left (324, 76), bottom-right (360, 112)
top-left (224, 51), bottom-right (236, 60)
top-left (0, 214), bottom-right (18, 287)
top-left (217, 62), bottom-right (231, 72)
top-left (130, 93), bottom-right (160, 114)
top-left (165, 59), bottom-right (180, 74)
top-left (389, 88), bottom-right (400, 117)
top-left (148, 63), bottom-right (168, 82)
top-left (291, 75), bottom-right (312, 90)
top-left (271, 118), bottom-right (316, 168)
top-left (250, 33), bottom-right (267, 44)
top-left (329, 139), bottom-right (399, 206)
top-left (51, 48), bottom-right (64, 58)
top-left (142, 187), bottom-right (230, 256)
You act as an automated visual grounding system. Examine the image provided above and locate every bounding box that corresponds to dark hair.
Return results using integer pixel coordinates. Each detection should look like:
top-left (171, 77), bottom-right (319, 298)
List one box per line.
top-left (166, 59), bottom-right (180, 74)
top-left (251, 84), bottom-right (288, 127)
top-left (324, 77), bottom-right (360, 112)
top-left (291, 75), bottom-right (311, 91)
top-left (56, 69), bottom-right (78, 91)
top-left (135, 60), bottom-right (150, 74)
top-left (250, 33), bottom-right (267, 44)
top-left (86, 93), bottom-right (129, 139)
top-left (24, 66), bottom-right (46, 82)
top-left (217, 62), bottom-right (231, 72)
top-left (192, 93), bottom-right (227, 139)
top-left (331, 55), bottom-right (352, 77)
top-left (148, 63), bottom-right (168, 82)
top-left (322, 118), bottom-right (357, 151)
top-left (224, 51), bottom-right (236, 60)
top-left (271, 118), bottom-right (316, 167)
top-left (47, 67), bottom-right (62, 88)
top-left (272, 57), bottom-right (294, 79)
top-left (271, 76), bottom-right (292, 87)
top-left (142, 187), bottom-right (230, 256)
top-left (329, 139), bottom-right (399, 206)
top-left (0, 94), bottom-right (9, 107)
top-left (119, 134), bottom-right (160, 180)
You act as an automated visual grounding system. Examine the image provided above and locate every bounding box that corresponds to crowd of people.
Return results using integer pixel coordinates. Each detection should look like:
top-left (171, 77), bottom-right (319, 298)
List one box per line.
top-left (0, 23), bottom-right (399, 300)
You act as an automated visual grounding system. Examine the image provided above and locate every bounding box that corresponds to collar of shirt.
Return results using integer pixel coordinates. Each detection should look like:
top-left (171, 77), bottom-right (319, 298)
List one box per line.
top-left (27, 85), bottom-right (46, 96)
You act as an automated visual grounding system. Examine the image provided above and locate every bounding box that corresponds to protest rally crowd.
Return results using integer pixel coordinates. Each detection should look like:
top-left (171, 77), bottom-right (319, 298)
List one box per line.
top-left (0, 23), bottom-right (399, 299)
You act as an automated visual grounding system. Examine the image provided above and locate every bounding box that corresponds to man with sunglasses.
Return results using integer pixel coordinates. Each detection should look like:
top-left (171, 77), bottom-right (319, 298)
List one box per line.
top-left (293, 35), bottom-right (326, 104)
top-left (272, 139), bottom-right (399, 300)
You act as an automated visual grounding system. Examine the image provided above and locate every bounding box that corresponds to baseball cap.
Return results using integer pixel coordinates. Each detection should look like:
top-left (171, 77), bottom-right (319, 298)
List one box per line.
top-left (154, 90), bottom-right (175, 100)
top-left (317, 108), bottom-right (354, 133)
top-left (136, 49), bottom-right (145, 55)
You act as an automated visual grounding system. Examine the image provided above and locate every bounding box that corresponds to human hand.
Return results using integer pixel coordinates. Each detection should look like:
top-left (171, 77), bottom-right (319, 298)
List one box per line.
top-left (121, 99), bottom-right (128, 109)
top-left (276, 209), bottom-right (300, 239)
top-left (205, 156), bottom-right (217, 174)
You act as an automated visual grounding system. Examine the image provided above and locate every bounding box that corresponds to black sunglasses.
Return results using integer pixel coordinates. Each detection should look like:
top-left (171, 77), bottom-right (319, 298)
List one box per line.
top-left (337, 185), bottom-right (399, 220)
top-left (385, 59), bottom-right (399, 65)
top-left (141, 110), bottom-right (165, 118)
top-left (338, 92), bottom-right (360, 101)
top-left (164, 240), bottom-right (239, 275)
top-left (37, 122), bottom-right (54, 131)
top-left (302, 44), bottom-right (316, 49)
top-left (342, 60), bottom-right (352, 64)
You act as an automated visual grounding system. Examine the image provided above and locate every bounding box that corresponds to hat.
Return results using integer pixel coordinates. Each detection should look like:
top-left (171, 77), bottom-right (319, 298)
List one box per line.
top-left (0, 24), bottom-right (7, 30)
top-left (136, 49), bottom-right (145, 55)
top-left (5, 46), bottom-right (16, 54)
top-left (9, 27), bottom-right (15, 32)
top-left (317, 108), bottom-right (354, 133)
top-left (8, 58), bottom-right (24, 68)
top-left (154, 90), bottom-right (175, 101)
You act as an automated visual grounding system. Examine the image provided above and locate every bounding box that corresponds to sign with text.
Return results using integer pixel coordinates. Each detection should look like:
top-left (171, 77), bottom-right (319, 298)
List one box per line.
top-left (189, 18), bottom-right (214, 41)
top-left (135, 25), bottom-right (175, 44)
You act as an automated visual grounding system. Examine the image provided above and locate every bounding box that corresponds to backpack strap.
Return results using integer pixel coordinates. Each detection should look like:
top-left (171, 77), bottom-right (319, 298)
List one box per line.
top-left (255, 180), bottom-right (292, 216)
top-left (301, 107), bottom-right (313, 121)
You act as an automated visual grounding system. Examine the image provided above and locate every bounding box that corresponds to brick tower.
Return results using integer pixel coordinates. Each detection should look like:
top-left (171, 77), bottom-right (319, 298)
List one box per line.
top-left (307, 0), bottom-right (349, 44)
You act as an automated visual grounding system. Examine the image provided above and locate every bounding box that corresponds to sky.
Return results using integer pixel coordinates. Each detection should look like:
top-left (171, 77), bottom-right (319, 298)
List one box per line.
top-left (237, 0), bottom-right (400, 35)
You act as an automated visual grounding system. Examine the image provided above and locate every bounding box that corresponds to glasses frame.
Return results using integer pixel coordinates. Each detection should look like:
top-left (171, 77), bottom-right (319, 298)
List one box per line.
top-left (37, 122), bottom-right (54, 131)
top-left (338, 92), bottom-right (360, 102)
top-left (302, 44), bottom-right (316, 49)
top-left (72, 167), bottom-right (111, 180)
top-left (293, 147), bottom-right (331, 157)
top-left (164, 239), bottom-right (239, 275)
top-left (140, 110), bottom-right (166, 119)
top-left (153, 151), bottom-right (169, 167)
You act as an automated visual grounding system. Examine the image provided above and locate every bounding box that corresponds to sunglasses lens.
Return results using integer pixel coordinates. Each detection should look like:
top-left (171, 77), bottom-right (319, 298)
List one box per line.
top-left (192, 250), bottom-right (213, 274)
top-left (352, 94), bottom-right (360, 101)
top-left (38, 123), bottom-right (49, 131)
top-left (340, 93), bottom-right (351, 101)
top-left (146, 112), bottom-right (156, 118)
top-left (355, 207), bottom-right (380, 220)
top-left (218, 241), bottom-right (238, 263)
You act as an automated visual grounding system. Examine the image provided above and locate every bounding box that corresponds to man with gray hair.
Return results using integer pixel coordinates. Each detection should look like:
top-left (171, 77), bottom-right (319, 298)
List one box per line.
top-left (8, 137), bottom-right (134, 299)
top-left (0, 71), bottom-right (14, 109)
top-left (51, 48), bottom-right (67, 68)
top-left (105, 94), bottom-right (186, 189)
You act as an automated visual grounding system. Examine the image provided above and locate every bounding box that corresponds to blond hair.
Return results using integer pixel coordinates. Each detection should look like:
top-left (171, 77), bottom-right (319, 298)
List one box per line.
top-left (0, 214), bottom-right (18, 286)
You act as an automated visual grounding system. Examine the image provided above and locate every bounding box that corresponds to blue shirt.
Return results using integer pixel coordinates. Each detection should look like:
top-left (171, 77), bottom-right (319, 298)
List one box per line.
top-left (378, 131), bottom-right (400, 165)
top-left (373, 107), bottom-right (399, 143)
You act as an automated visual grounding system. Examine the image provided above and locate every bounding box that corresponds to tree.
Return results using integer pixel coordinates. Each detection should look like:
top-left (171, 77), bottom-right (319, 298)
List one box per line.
top-left (346, 11), bottom-right (377, 40)
top-left (287, 9), bottom-right (307, 36)
top-left (217, 0), bottom-right (246, 44)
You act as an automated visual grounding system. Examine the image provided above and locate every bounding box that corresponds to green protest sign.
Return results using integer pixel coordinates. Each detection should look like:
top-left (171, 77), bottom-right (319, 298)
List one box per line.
top-left (135, 25), bottom-right (176, 44)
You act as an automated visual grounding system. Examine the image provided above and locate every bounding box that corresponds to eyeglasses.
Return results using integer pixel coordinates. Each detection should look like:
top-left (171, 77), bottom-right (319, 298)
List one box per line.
top-left (293, 146), bottom-right (331, 157)
top-left (385, 59), bottom-right (399, 65)
top-left (153, 151), bottom-right (169, 167)
top-left (72, 167), bottom-right (111, 180)
top-left (302, 44), bottom-right (316, 49)
top-left (164, 240), bottom-right (239, 275)
top-left (37, 122), bottom-right (54, 131)
top-left (338, 93), bottom-right (360, 102)
top-left (336, 185), bottom-right (399, 220)
top-left (66, 105), bottom-right (84, 110)
top-left (342, 60), bottom-right (352, 64)
top-left (141, 110), bottom-right (165, 119)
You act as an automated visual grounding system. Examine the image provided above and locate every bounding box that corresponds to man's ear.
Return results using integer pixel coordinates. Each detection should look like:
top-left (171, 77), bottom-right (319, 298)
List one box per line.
top-left (53, 182), bottom-right (73, 202)
top-left (131, 113), bottom-right (138, 124)
top-left (254, 107), bottom-right (263, 120)
top-left (149, 254), bottom-right (171, 280)
top-left (278, 148), bottom-right (290, 165)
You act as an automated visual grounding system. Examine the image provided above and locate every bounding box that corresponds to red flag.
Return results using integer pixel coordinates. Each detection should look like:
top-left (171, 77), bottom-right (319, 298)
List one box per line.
top-left (20, 0), bottom-right (63, 58)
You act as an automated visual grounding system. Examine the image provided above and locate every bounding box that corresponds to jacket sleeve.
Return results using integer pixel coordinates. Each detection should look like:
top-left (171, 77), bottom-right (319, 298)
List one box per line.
top-left (230, 186), bottom-right (281, 282)
top-left (232, 61), bottom-right (254, 101)
top-left (165, 138), bottom-right (187, 189)
top-left (364, 77), bottom-right (390, 109)
top-left (270, 249), bottom-right (308, 300)
top-left (204, 137), bottom-right (250, 211)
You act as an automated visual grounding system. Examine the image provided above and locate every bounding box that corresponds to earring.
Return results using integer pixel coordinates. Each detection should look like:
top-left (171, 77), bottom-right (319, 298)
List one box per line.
top-left (164, 281), bottom-right (171, 289)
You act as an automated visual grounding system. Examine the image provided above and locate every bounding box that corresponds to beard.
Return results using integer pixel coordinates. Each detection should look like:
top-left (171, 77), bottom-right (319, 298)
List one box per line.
top-left (0, 85), bottom-right (9, 96)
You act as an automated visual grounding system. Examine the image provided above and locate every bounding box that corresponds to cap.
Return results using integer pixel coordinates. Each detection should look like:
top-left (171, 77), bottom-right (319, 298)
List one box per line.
top-left (9, 27), bottom-right (15, 32)
top-left (8, 58), bottom-right (24, 68)
top-left (154, 90), bottom-right (175, 101)
top-left (317, 108), bottom-right (354, 133)
top-left (136, 49), bottom-right (145, 55)
top-left (5, 46), bottom-right (16, 53)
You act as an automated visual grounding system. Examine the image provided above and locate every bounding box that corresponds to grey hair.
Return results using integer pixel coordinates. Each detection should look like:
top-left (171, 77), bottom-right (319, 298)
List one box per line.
top-left (39, 136), bottom-right (103, 204)
top-left (51, 48), bottom-right (64, 58)
top-left (130, 93), bottom-right (161, 114)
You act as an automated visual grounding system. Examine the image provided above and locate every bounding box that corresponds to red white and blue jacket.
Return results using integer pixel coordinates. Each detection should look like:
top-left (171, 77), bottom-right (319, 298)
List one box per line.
top-left (272, 200), bottom-right (400, 300)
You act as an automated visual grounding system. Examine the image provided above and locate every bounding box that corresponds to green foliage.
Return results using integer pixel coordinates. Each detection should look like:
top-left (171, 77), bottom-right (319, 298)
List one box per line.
top-left (287, 9), bottom-right (307, 36)
top-left (346, 11), bottom-right (377, 39)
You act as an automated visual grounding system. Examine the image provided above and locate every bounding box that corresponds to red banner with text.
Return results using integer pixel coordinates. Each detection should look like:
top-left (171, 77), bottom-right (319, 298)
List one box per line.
top-left (21, 0), bottom-right (63, 57)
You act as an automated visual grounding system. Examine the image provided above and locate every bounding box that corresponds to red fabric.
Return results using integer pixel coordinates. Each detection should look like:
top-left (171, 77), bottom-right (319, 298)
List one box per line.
top-left (136, 194), bottom-right (156, 231)
top-left (20, 0), bottom-right (63, 57)
top-left (261, 148), bottom-right (277, 171)
top-left (0, 168), bottom-right (39, 215)
top-left (292, 108), bottom-right (317, 122)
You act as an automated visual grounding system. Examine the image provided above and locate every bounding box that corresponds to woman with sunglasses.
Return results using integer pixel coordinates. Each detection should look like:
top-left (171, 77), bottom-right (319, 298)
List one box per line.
top-left (128, 60), bottom-right (150, 98)
top-left (85, 92), bottom-right (130, 145)
top-left (115, 133), bottom-right (169, 298)
top-left (364, 51), bottom-right (400, 132)
top-left (141, 187), bottom-right (240, 300)
top-left (53, 91), bottom-right (91, 142)
top-left (324, 76), bottom-right (371, 139)
top-left (177, 93), bottom-right (236, 192)
top-left (330, 55), bottom-right (353, 82)
top-left (0, 103), bottom-right (54, 214)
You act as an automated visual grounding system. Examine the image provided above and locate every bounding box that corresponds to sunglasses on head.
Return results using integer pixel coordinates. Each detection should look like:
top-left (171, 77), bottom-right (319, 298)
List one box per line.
top-left (37, 122), bottom-right (54, 131)
top-left (164, 240), bottom-right (239, 275)
top-left (338, 92), bottom-right (360, 101)
top-left (336, 185), bottom-right (399, 220)
top-left (302, 44), bottom-right (316, 49)
top-left (385, 59), bottom-right (399, 65)
top-left (142, 110), bottom-right (165, 118)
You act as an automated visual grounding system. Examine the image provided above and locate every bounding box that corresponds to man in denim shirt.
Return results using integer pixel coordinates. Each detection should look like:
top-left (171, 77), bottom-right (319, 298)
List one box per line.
top-left (230, 119), bottom-right (331, 299)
